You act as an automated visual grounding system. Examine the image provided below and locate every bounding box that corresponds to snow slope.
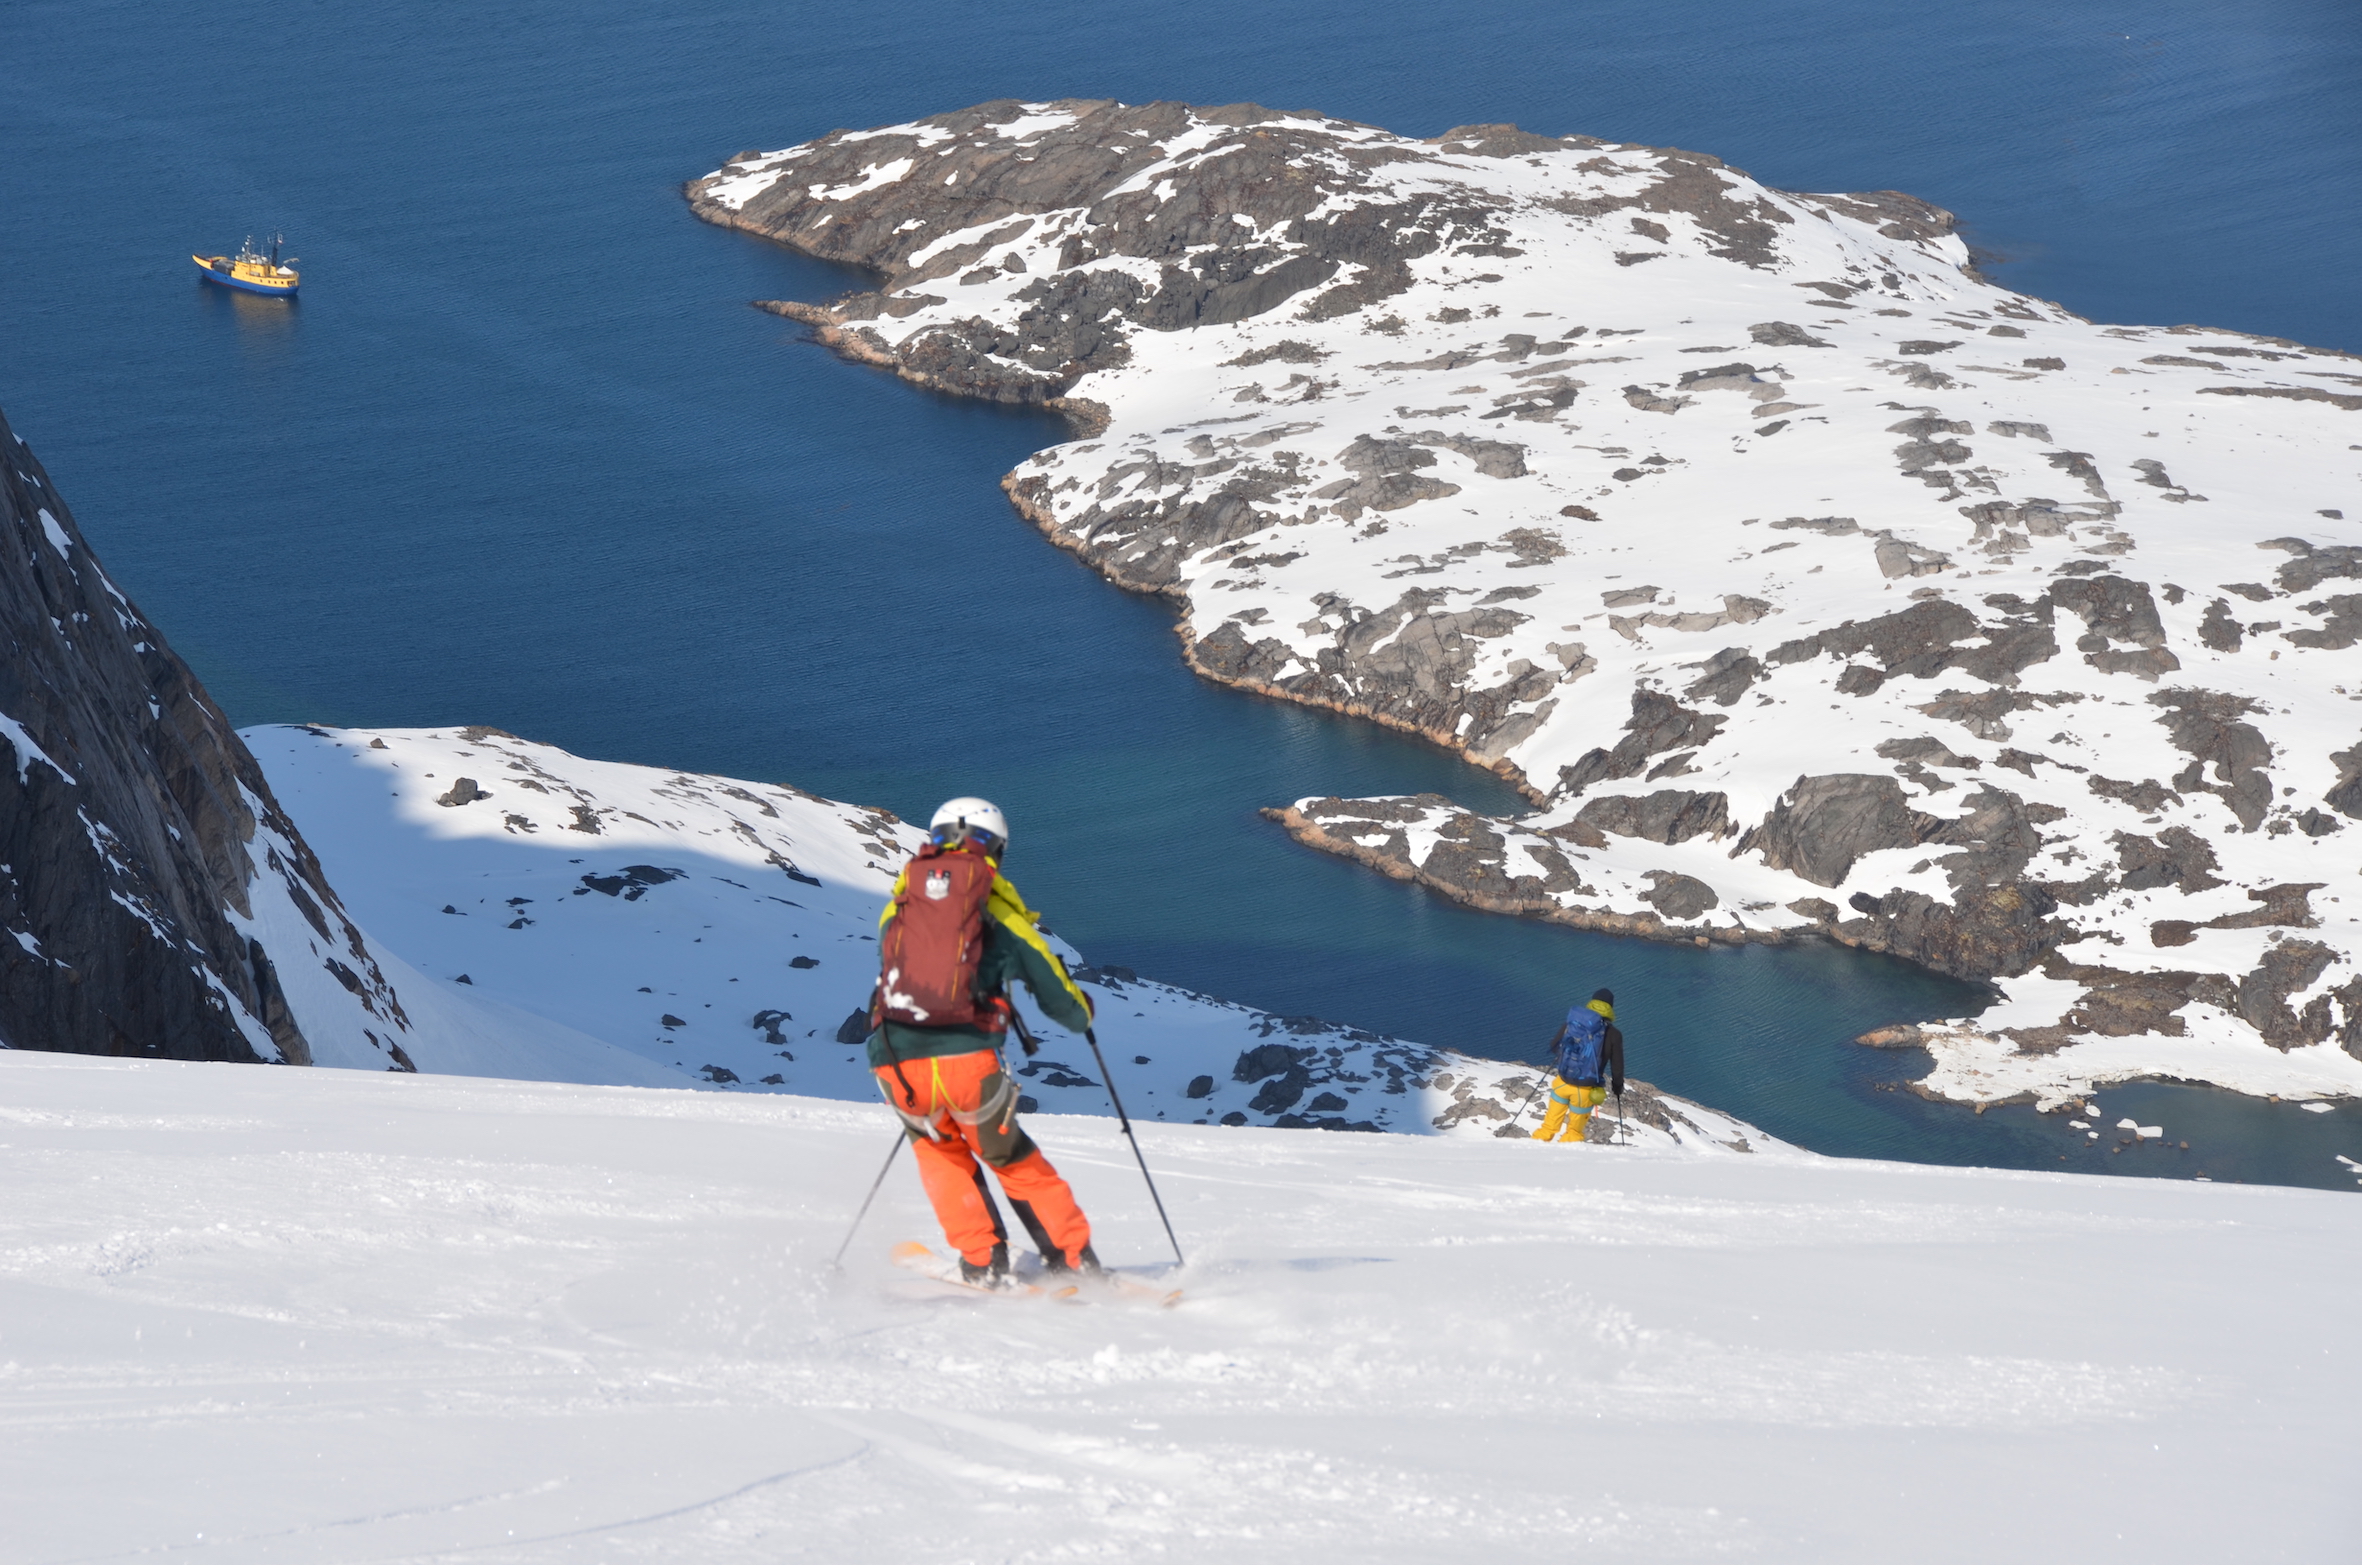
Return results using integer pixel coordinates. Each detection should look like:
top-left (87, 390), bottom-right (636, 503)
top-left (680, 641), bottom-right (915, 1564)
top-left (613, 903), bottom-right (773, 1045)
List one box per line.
top-left (687, 100), bottom-right (2362, 1110)
top-left (2, 1048), bottom-right (2354, 1563)
top-left (243, 723), bottom-right (1762, 1148)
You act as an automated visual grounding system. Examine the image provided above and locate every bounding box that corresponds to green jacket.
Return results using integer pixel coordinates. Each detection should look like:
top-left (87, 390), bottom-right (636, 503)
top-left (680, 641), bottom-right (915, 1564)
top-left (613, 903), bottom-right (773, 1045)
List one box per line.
top-left (865, 856), bottom-right (1095, 1069)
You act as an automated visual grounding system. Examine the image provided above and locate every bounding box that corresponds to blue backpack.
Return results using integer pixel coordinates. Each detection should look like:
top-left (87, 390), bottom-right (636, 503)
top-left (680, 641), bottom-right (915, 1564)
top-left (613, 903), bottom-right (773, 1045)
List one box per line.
top-left (1556, 1006), bottom-right (1608, 1085)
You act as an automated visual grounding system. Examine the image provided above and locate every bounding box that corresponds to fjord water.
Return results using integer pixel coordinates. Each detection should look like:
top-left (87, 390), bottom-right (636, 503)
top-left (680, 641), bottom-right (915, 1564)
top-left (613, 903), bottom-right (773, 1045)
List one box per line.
top-left (5, 1), bottom-right (2357, 1187)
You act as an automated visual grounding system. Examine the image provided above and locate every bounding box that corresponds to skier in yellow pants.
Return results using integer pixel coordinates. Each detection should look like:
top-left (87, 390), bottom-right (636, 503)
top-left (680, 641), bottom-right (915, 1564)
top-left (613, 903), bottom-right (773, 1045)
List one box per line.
top-left (1532, 989), bottom-right (1624, 1143)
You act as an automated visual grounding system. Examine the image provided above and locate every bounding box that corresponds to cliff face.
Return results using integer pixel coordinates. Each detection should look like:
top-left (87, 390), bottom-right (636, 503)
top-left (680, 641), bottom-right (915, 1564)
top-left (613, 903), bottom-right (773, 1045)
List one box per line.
top-left (689, 100), bottom-right (2362, 1108)
top-left (0, 405), bottom-right (412, 1067)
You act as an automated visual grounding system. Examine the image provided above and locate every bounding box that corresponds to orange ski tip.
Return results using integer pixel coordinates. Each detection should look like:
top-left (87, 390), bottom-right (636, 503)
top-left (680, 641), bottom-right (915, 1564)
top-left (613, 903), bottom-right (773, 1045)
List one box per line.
top-left (889, 1240), bottom-right (932, 1263)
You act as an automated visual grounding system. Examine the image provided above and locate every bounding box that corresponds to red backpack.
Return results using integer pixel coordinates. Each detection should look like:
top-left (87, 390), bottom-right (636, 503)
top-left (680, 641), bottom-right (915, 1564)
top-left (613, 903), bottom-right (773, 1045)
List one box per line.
top-left (876, 843), bottom-right (998, 1029)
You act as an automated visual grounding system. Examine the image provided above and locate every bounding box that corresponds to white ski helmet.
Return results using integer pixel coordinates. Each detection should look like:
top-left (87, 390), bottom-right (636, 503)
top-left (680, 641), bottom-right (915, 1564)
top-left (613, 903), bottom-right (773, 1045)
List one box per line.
top-left (928, 796), bottom-right (1009, 852)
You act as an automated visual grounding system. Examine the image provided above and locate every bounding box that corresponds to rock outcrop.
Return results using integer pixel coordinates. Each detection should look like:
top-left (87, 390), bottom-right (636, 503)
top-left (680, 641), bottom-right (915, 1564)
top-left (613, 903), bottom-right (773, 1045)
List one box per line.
top-left (690, 100), bottom-right (2362, 1107)
top-left (0, 406), bottom-right (413, 1067)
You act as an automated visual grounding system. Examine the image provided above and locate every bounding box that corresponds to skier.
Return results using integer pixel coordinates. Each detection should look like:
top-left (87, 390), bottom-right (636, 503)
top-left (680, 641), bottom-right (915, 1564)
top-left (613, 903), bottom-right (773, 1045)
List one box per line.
top-left (1531, 987), bottom-right (1624, 1143)
top-left (867, 797), bottom-right (1101, 1286)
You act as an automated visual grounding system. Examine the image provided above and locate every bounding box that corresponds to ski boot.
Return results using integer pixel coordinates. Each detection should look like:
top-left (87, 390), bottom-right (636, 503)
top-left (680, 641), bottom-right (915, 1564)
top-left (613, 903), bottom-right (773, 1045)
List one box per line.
top-left (959, 1242), bottom-right (1012, 1288)
top-left (1041, 1243), bottom-right (1102, 1279)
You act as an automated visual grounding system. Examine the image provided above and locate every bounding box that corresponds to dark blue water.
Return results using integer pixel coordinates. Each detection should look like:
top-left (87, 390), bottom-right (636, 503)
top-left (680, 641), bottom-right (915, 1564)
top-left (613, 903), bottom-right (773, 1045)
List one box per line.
top-left (6, 0), bottom-right (2358, 1189)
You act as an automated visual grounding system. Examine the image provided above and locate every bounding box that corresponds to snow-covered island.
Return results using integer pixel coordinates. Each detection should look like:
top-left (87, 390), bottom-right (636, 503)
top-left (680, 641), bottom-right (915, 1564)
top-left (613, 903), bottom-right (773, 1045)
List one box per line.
top-left (688, 99), bottom-right (2362, 1111)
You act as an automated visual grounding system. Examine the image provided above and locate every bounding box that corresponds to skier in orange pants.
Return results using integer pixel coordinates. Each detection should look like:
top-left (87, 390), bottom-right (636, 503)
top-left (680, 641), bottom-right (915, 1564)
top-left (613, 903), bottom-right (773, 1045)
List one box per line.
top-left (885, 1047), bottom-right (1092, 1273)
top-left (866, 798), bottom-right (1100, 1285)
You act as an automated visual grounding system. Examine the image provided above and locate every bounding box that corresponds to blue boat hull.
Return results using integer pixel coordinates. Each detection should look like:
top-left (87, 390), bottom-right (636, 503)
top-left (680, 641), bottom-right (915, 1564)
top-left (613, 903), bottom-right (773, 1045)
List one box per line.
top-left (199, 264), bottom-right (297, 297)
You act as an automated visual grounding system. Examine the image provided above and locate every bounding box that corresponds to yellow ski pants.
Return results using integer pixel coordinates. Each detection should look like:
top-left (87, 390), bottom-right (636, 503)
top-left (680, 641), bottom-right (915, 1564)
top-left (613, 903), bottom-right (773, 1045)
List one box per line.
top-left (1532, 1077), bottom-right (1607, 1142)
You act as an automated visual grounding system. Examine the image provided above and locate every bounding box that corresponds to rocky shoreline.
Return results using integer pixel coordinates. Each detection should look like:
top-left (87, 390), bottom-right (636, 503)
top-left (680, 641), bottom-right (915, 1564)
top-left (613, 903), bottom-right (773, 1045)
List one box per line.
top-left (687, 98), bottom-right (2362, 1109)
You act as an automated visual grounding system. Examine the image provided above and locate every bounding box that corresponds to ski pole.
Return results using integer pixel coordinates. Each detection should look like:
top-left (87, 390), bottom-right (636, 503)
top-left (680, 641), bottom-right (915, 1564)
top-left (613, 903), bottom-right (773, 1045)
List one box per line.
top-left (828, 1129), bottom-right (905, 1271)
top-left (1513, 1069), bottom-right (1552, 1133)
top-left (1003, 1007), bottom-right (1185, 1268)
top-left (1083, 1027), bottom-right (1186, 1268)
top-left (1614, 1088), bottom-right (1626, 1145)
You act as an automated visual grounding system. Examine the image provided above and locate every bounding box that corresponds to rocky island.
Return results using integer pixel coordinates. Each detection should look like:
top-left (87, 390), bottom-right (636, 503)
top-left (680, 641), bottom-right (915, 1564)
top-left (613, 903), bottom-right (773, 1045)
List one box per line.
top-left (689, 98), bottom-right (2362, 1110)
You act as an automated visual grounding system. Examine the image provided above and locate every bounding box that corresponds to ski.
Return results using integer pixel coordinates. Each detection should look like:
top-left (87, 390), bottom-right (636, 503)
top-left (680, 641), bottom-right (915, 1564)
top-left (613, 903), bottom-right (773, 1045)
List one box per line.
top-left (889, 1241), bottom-right (1081, 1302)
top-left (888, 1242), bottom-right (1180, 1306)
top-left (1084, 1271), bottom-right (1184, 1309)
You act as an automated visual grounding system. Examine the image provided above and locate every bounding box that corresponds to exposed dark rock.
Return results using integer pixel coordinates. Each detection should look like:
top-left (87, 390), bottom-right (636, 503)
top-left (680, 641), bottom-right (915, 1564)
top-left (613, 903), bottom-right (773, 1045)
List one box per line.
top-left (2198, 385), bottom-right (2362, 413)
top-left (1224, 340), bottom-right (1326, 367)
top-left (2328, 738), bottom-right (2362, 819)
top-left (836, 1007), bottom-right (874, 1044)
top-left (2332, 975), bottom-right (2362, 1062)
top-left (436, 777), bottom-right (487, 807)
top-left (1915, 688), bottom-right (2081, 742)
top-left (2284, 593), bottom-right (2362, 651)
top-left (1875, 736), bottom-right (1977, 769)
top-left (0, 405), bottom-right (416, 1067)
top-left (1555, 689), bottom-right (1725, 799)
top-left (1682, 646), bottom-right (1761, 706)
top-left (1749, 321), bottom-right (1831, 348)
top-left (2112, 828), bottom-right (2223, 893)
top-left (1185, 1074), bottom-right (1214, 1098)
top-left (1575, 789), bottom-right (1732, 844)
top-left (2258, 537), bottom-right (2362, 595)
top-left (1840, 884), bottom-right (2057, 982)
top-left (1767, 598), bottom-right (2054, 688)
top-left (1737, 774), bottom-right (1919, 888)
top-left (2036, 952), bottom-right (2227, 1039)
top-left (1247, 1064), bottom-right (1313, 1113)
top-left (1315, 435), bottom-right (1463, 517)
top-left (2151, 884), bottom-right (2324, 949)
top-left (2198, 600), bottom-right (2243, 652)
top-left (1747, 779), bottom-right (2060, 979)
top-left (2235, 940), bottom-right (2339, 1049)
top-left (578, 864), bottom-right (685, 900)
top-left (2087, 775), bottom-right (2180, 813)
top-left (2149, 689), bottom-right (2273, 829)
top-left (2047, 576), bottom-right (2179, 679)
top-left (1233, 1041), bottom-right (1313, 1082)
top-left (1640, 871), bottom-right (1719, 919)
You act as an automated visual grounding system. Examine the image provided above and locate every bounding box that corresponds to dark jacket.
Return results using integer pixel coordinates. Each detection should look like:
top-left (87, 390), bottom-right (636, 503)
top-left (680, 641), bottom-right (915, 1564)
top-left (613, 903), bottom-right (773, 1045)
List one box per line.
top-left (1547, 1006), bottom-right (1625, 1095)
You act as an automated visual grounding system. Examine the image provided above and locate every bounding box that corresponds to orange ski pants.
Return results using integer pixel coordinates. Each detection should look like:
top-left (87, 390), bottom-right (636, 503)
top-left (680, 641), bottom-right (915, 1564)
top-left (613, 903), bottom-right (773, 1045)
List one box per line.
top-left (874, 1047), bottom-right (1091, 1269)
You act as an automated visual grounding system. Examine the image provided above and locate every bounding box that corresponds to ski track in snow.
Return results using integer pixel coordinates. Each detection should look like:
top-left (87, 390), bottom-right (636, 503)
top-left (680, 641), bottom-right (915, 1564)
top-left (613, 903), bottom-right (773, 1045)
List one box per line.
top-left (237, 724), bottom-right (1762, 1149)
top-left (1, 1050), bottom-right (2354, 1562)
top-left (686, 101), bottom-right (2362, 1112)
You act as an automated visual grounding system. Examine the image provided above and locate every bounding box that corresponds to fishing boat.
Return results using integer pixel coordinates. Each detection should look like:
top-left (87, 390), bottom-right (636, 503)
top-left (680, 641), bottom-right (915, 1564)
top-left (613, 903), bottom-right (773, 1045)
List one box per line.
top-left (192, 234), bottom-right (300, 296)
